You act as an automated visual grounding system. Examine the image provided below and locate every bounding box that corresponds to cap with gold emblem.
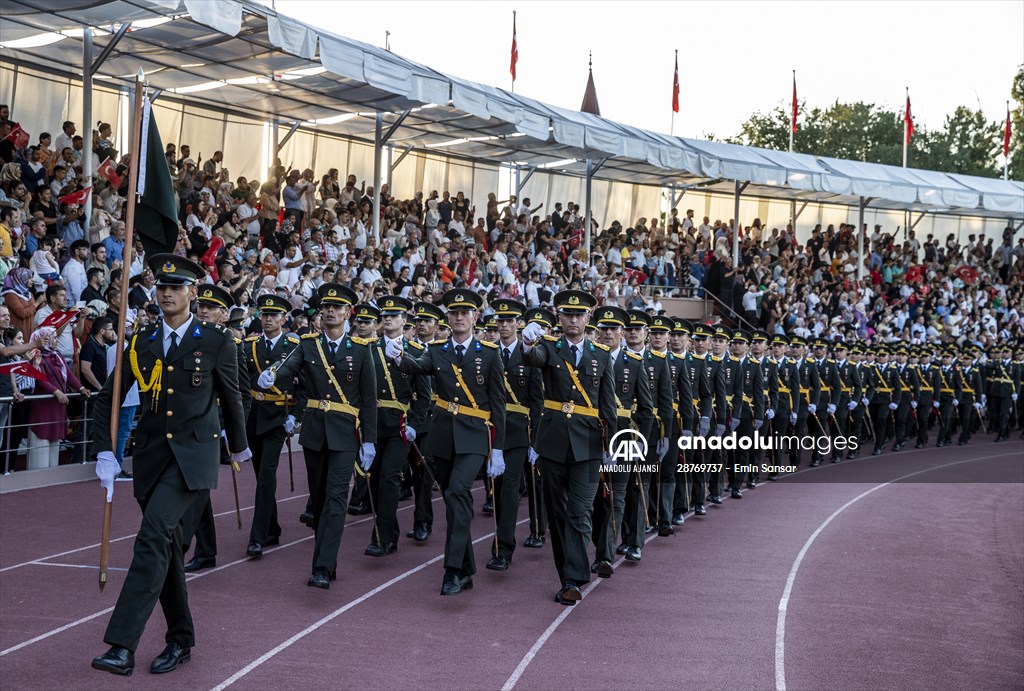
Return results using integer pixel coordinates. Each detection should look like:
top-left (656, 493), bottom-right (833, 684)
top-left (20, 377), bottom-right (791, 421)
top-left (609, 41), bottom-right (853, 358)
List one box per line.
top-left (524, 307), bottom-right (556, 329)
top-left (257, 294), bottom-right (292, 313)
top-left (353, 303), bottom-right (381, 322)
top-left (412, 302), bottom-right (445, 322)
top-left (595, 305), bottom-right (629, 328)
top-left (751, 330), bottom-right (770, 343)
top-left (770, 333), bottom-right (789, 347)
top-left (493, 298), bottom-right (527, 319)
top-left (672, 318), bottom-right (692, 335)
top-left (379, 295), bottom-right (413, 315)
top-left (712, 324), bottom-right (732, 340)
top-left (585, 323), bottom-right (597, 335)
top-left (318, 283), bottom-right (358, 306)
top-left (692, 323), bottom-right (713, 340)
top-left (811, 338), bottom-right (830, 350)
top-left (731, 329), bottom-right (751, 344)
top-left (485, 315), bottom-right (499, 330)
top-left (554, 289), bottom-right (597, 313)
top-left (790, 335), bottom-right (807, 347)
top-left (650, 315), bottom-right (672, 333)
top-left (226, 306), bottom-right (247, 328)
top-left (626, 309), bottom-right (651, 328)
top-left (195, 283), bottom-right (234, 309)
top-left (149, 253), bottom-right (205, 286)
top-left (442, 288), bottom-right (483, 312)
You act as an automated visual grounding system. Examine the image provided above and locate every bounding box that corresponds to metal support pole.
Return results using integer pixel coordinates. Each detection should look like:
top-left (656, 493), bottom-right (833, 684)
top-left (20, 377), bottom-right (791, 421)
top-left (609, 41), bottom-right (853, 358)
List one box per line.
top-left (732, 180), bottom-right (742, 266)
top-left (373, 112), bottom-right (383, 244)
top-left (514, 165), bottom-right (521, 200)
top-left (857, 196), bottom-right (867, 285)
top-left (386, 144), bottom-right (394, 191)
top-left (585, 159), bottom-right (593, 261)
top-left (271, 116), bottom-right (279, 180)
top-left (515, 165), bottom-right (537, 197)
top-left (83, 28), bottom-right (94, 236)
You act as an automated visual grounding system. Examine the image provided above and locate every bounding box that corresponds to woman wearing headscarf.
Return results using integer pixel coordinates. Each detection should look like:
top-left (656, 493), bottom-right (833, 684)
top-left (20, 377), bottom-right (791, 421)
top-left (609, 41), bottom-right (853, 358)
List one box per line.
top-left (3, 267), bottom-right (42, 340)
top-left (26, 326), bottom-right (90, 469)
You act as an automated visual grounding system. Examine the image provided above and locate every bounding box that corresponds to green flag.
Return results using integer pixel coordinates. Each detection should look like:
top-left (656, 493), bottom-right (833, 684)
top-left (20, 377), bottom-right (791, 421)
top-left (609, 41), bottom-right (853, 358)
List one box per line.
top-left (135, 98), bottom-right (178, 257)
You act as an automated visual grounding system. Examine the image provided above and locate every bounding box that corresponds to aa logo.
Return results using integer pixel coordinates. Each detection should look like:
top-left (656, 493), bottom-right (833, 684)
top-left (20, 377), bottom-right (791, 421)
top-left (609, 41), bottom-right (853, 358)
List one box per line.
top-left (608, 429), bottom-right (649, 464)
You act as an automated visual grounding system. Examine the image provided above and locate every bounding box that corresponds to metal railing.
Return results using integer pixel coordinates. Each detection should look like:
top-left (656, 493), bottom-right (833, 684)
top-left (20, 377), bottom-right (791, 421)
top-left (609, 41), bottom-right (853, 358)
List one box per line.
top-left (0, 392), bottom-right (99, 475)
top-left (700, 285), bottom-right (760, 332)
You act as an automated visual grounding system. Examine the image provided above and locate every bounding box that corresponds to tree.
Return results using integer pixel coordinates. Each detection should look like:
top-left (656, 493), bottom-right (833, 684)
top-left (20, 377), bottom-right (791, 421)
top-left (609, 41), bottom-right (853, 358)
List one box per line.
top-left (1009, 64), bottom-right (1023, 181)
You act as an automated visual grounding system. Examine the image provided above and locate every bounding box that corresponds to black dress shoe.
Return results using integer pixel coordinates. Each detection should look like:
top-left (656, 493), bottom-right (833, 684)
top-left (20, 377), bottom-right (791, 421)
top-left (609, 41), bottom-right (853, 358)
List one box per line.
top-left (299, 512), bottom-right (314, 527)
top-left (482, 500), bottom-right (494, 515)
top-left (746, 481), bottom-right (757, 488)
top-left (365, 542), bottom-right (397, 557)
top-left (595, 560), bottom-right (614, 578)
top-left (307, 568), bottom-right (331, 589)
top-left (810, 459), bottom-right (821, 467)
top-left (183, 556), bottom-right (215, 573)
top-left (694, 504), bottom-right (707, 516)
top-left (246, 542), bottom-right (263, 558)
top-left (150, 642), bottom-right (191, 674)
top-left (347, 503), bottom-right (370, 516)
top-left (830, 458), bottom-right (840, 464)
top-left (958, 440), bottom-right (967, 446)
top-left (399, 487), bottom-right (413, 501)
top-left (644, 524), bottom-right (656, 535)
top-left (441, 571), bottom-right (464, 596)
top-left (523, 533), bottom-right (545, 548)
top-left (624, 546), bottom-right (642, 562)
top-left (710, 495), bottom-right (723, 505)
top-left (92, 645), bottom-right (134, 676)
top-left (556, 582), bottom-right (582, 605)
top-left (615, 543), bottom-right (629, 555)
top-left (264, 536), bottom-right (280, 547)
top-left (671, 512), bottom-right (686, 526)
top-left (915, 442), bottom-right (925, 449)
top-left (872, 449), bottom-right (883, 456)
top-left (486, 555), bottom-right (511, 571)
top-left (936, 441), bottom-right (945, 447)
top-left (658, 523), bottom-right (674, 537)
top-left (730, 489), bottom-right (743, 499)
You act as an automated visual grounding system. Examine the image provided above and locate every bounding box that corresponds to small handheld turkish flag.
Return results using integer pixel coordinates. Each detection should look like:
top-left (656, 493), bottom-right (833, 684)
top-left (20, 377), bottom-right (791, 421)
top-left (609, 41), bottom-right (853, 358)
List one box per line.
top-left (97, 157), bottom-right (122, 189)
top-left (58, 186), bottom-right (91, 207)
top-left (5, 123), bottom-right (29, 149)
top-left (40, 309), bottom-right (80, 331)
top-left (0, 361), bottom-right (47, 381)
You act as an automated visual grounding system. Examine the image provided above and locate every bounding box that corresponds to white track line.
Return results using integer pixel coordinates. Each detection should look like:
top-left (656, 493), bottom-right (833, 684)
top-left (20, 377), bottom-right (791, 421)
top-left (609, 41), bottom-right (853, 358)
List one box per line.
top-left (0, 608), bottom-right (115, 657)
top-left (773, 451), bottom-right (1018, 691)
top-left (27, 562), bottom-right (129, 571)
top-left (211, 518), bottom-right (529, 691)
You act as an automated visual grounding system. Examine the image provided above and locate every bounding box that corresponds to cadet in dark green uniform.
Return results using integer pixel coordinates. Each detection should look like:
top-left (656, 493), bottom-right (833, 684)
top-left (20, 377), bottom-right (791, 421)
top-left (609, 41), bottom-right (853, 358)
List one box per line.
top-left (386, 289), bottom-right (506, 596)
top-left (655, 317), bottom-right (693, 534)
top-left (890, 345), bottom-right (920, 451)
top-left (258, 283), bottom-right (378, 589)
top-left (768, 334), bottom-right (799, 474)
top-left (487, 298), bottom-right (544, 571)
top-left (726, 330), bottom-right (764, 496)
top-left (748, 330), bottom-right (776, 481)
top-left (669, 319), bottom-right (697, 523)
top-left (406, 301), bottom-right (444, 542)
top-left (521, 307), bottom-right (556, 548)
top-left (956, 347), bottom-right (985, 445)
top-left (91, 255), bottom-right (251, 676)
top-left (989, 343), bottom-right (1021, 441)
top-left (789, 337), bottom-right (821, 467)
top-left (934, 348), bottom-right (961, 446)
top-left (865, 347), bottom-right (900, 455)
top-left (365, 296), bottom-right (431, 556)
top-left (688, 324), bottom-right (723, 511)
top-left (810, 338), bottom-right (840, 465)
top-left (243, 294), bottom-right (303, 558)
top-left (832, 340), bottom-right (861, 460)
top-left (521, 291), bottom-right (617, 605)
top-left (345, 306), bottom-right (379, 516)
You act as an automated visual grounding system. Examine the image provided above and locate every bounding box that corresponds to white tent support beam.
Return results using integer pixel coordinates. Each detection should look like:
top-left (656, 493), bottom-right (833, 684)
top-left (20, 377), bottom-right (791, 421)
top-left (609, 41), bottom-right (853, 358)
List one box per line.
top-left (585, 158), bottom-right (609, 261)
top-left (82, 28), bottom-right (94, 232)
top-left (381, 110), bottom-right (411, 144)
top-left (148, 89), bottom-right (163, 104)
top-left (277, 121), bottom-right (302, 152)
top-left (390, 144), bottom-right (414, 174)
top-left (373, 112), bottom-right (382, 243)
top-left (671, 186), bottom-right (686, 209)
top-left (515, 165), bottom-right (537, 197)
top-left (857, 196), bottom-right (873, 284)
top-left (910, 211), bottom-right (929, 231)
top-left (793, 201), bottom-right (809, 220)
top-left (91, 22), bottom-right (131, 73)
top-left (733, 180), bottom-right (749, 265)
top-left (271, 116), bottom-right (279, 180)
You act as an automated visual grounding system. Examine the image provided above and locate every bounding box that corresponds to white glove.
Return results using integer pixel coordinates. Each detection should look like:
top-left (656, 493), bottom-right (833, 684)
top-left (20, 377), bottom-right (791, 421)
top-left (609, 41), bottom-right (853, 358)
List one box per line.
top-left (862, 396), bottom-right (869, 407)
top-left (656, 438), bottom-right (670, 461)
top-left (284, 415), bottom-right (296, 434)
top-left (359, 442), bottom-right (376, 471)
top-left (487, 448), bottom-right (506, 477)
top-left (848, 400), bottom-right (857, 411)
top-left (602, 451), bottom-right (612, 465)
top-left (220, 428), bottom-right (227, 440)
top-left (715, 423), bottom-right (726, 437)
top-left (889, 402), bottom-right (898, 410)
top-left (698, 416), bottom-right (710, 437)
top-left (95, 451), bottom-right (119, 503)
top-left (910, 401), bottom-right (917, 410)
top-left (981, 395), bottom-right (987, 406)
top-left (766, 408), bottom-right (775, 420)
top-left (1013, 393), bottom-right (1019, 402)
top-left (808, 403), bottom-right (817, 415)
top-left (682, 430), bottom-right (693, 438)
top-left (754, 419), bottom-right (763, 431)
top-left (521, 322), bottom-right (544, 345)
top-left (231, 447), bottom-right (252, 464)
top-left (933, 400), bottom-right (940, 409)
top-left (974, 401), bottom-right (983, 410)
top-left (405, 426), bottom-right (417, 443)
top-left (790, 412), bottom-right (797, 424)
top-left (528, 447), bottom-right (539, 465)
top-left (952, 399), bottom-right (959, 407)
top-left (827, 403), bottom-right (836, 415)
top-left (385, 339), bottom-right (403, 360)
top-left (729, 418), bottom-right (740, 432)
top-left (257, 369), bottom-right (276, 389)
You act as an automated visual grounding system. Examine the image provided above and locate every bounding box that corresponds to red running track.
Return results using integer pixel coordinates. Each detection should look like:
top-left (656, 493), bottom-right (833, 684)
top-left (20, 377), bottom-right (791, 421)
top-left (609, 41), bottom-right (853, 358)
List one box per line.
top-left (0, 438), bottom-right (1021, 690)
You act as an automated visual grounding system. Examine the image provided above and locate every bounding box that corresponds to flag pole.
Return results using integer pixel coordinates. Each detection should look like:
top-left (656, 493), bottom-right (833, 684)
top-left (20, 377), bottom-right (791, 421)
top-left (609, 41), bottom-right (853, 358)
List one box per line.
top-left (511, 11), bottom-right (517, 94)
top-left (790, 70), bottom-right (796, 239)
top-left (902, 86), bottom-right (909, 169)
top-left (1005, 100), bottom-right (1010, 181)
top-left (670, 49), bottom-right (677, 137)
top-left (98, 68), bottom-right (145, 592)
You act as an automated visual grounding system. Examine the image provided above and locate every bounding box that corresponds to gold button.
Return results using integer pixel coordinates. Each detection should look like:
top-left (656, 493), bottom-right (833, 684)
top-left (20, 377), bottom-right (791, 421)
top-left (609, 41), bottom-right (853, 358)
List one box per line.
top-left (166, 410), bottom-right (173, 417)
top-left (166, 433), bottom-right (173, 439)
top-left (213, 434), bottom-right (219, 439)
top-left (167, 389), bottom-right (174, 395)
top-left (454, 396), bottom-right (459, 402)
top-left (167, 366), bottom-right (174, 372)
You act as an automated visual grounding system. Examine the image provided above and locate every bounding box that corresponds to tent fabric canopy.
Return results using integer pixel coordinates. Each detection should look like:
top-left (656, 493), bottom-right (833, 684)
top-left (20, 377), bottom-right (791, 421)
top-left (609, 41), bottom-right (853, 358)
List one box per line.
top-left (2, 0), bottom-right (1021, 219)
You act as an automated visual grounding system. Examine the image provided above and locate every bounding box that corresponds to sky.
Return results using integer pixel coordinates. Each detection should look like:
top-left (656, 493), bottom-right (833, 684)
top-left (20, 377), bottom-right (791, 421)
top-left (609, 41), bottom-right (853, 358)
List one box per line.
top-left (270, 0), bottom-right (1024, 142)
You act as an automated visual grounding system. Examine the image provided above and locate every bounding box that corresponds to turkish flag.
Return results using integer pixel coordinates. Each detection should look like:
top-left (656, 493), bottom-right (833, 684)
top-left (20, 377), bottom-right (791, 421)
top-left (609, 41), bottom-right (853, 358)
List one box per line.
top-left (0, 360), bottom-right (47, 381)
top-left (39, 309), bottom-right (80, 331)
top-left (510, 12), bottom-right (518, 82)
top-left (6, 123), bottom-right (29, 149)
top-left (97, 157), bottom-right (122, 189)
top-left (672, 53), bottom-right (680, 114)
top-left (1005, 105), bottom-right (1012, 158)
top-left (905, 265), bottom-right (923, 283)
top-left (905, 94), bottom-right (914, 144)
top-left (58, 186), bottom-right (91, 206)
top-left (954, 265), bottom-right (978, 285)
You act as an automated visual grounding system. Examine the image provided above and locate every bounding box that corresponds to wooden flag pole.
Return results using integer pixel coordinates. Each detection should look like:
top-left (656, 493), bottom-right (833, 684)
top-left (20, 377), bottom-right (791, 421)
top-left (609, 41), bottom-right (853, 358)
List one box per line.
top-left (99, 69), bottom-right (145, 592)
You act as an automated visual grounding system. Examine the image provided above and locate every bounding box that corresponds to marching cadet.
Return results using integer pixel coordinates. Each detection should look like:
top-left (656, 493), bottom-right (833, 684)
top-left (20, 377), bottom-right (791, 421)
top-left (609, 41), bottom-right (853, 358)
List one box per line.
top-left (749, 330), bottom-right (777, 482)
top-left (914, 345), bottom-right (939, 448)
top-left (520, 290), bottom-right (616, 605)
top-left (406, 301), bottom-right (444, 542)
top-left (621, 310), bottom-right (671, 557)
top-left (810, 338), bottom-right (840, 466)
top-left (385, 289), bottom-right (506, 596)
top-left (847, 344), bottom-right (867, 458)
top-left (669, 318), bottom-right (695, 523)
top-left (688, 324), bottom-right (723, 512)
top-left (181, 284), bottom-right (251, 573)
top-left (243, 293), bottom-right (303, 559)
top-left (483, 316), bottom-right (500, 345)
top-left (832, 340), bottom-right (861, 461)
top-left (726, 330), bottom-right (764, 496)
top-left (935, 348), bottom-right (961, 446)
top-left (865, 347), bottom-right (900, 455)
top-left (486, 299), bottom-right (543, 571)
top-left (257, 283), bottom-right (378, 589)
top-left (521, 307), bottom-right (556, 548)
top-left (364, 296), bottom-right (431, 557)
top-left (989, 343), bottom-right (1021, 441)
top-left (345, 308), bottom-right (379, 517)
top-left (956, 345), bottom-right (985, 446)
top-left (768, 334), bottom-right (800, 475)
top-left (591, 305), bottom-right (652, 576)
top-left (91, 255), bottom-right (251, 676)
top-left (705, 325), bottom-right (733, 503)
top-left (652, 315), bottom-right (692, 535)
top-left (1015, 344), bottom-right (1024, 437)
top-left (891, 346), bottom-right (920, 451)
top-left (436, 315), bottom-right (452, 342)
top-left (789, 337), bottom-right (821, 467)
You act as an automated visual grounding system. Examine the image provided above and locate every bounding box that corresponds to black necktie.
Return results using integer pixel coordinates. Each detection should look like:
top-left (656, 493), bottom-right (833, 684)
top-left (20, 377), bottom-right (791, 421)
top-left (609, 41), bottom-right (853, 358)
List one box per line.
top-left (570, 344), bottom-right (579, 366)
top-left (166, 331), bottom-right (178, 361)
top-left (455, 344), bottom-right (465, 364)
top-left (265, 337), bottom-right (273, 353)
top-left (329, 341), bottom-right (338, 358)
top-left (502, 347), bottom-right (510, 365)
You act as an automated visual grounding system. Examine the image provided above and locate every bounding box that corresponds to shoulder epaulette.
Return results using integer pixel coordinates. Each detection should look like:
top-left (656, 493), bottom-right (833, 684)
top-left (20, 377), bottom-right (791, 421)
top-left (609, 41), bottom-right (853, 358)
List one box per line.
top-left (711, 355), bottom-right (722, 362)
top-left (301, 333), bottom-right (319, 339)
top-left (350, 336), bottom-right (372, 346)
top-left (428, 339), bottom-right (447, 346)
top-left (650, 350), bottom-right (666, 359)
top-left (244, 335), bottom-right (259, 342)
top-left (592, 341), bottom-right (610, 352)
top-left (543, 335), bottom-right (560, 342)
top-left (479, 340), bottom-right (498, 349)
top-left (233, 337), bottom-right (242, 345)
top-left (807, 356), bottom-right (817, 363)
top-left (200, 321), bottom-right (227, 334)
top-left (626, 351), bottom-right (643, 361)
top-left (827, 358), bottom-right (836, 363)
top-left (729, 355), bottom-right (741, 362)
top-left (286, 335), bottom-right (300, 344)
top-left (406, 340), bottom-right (425, 351)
